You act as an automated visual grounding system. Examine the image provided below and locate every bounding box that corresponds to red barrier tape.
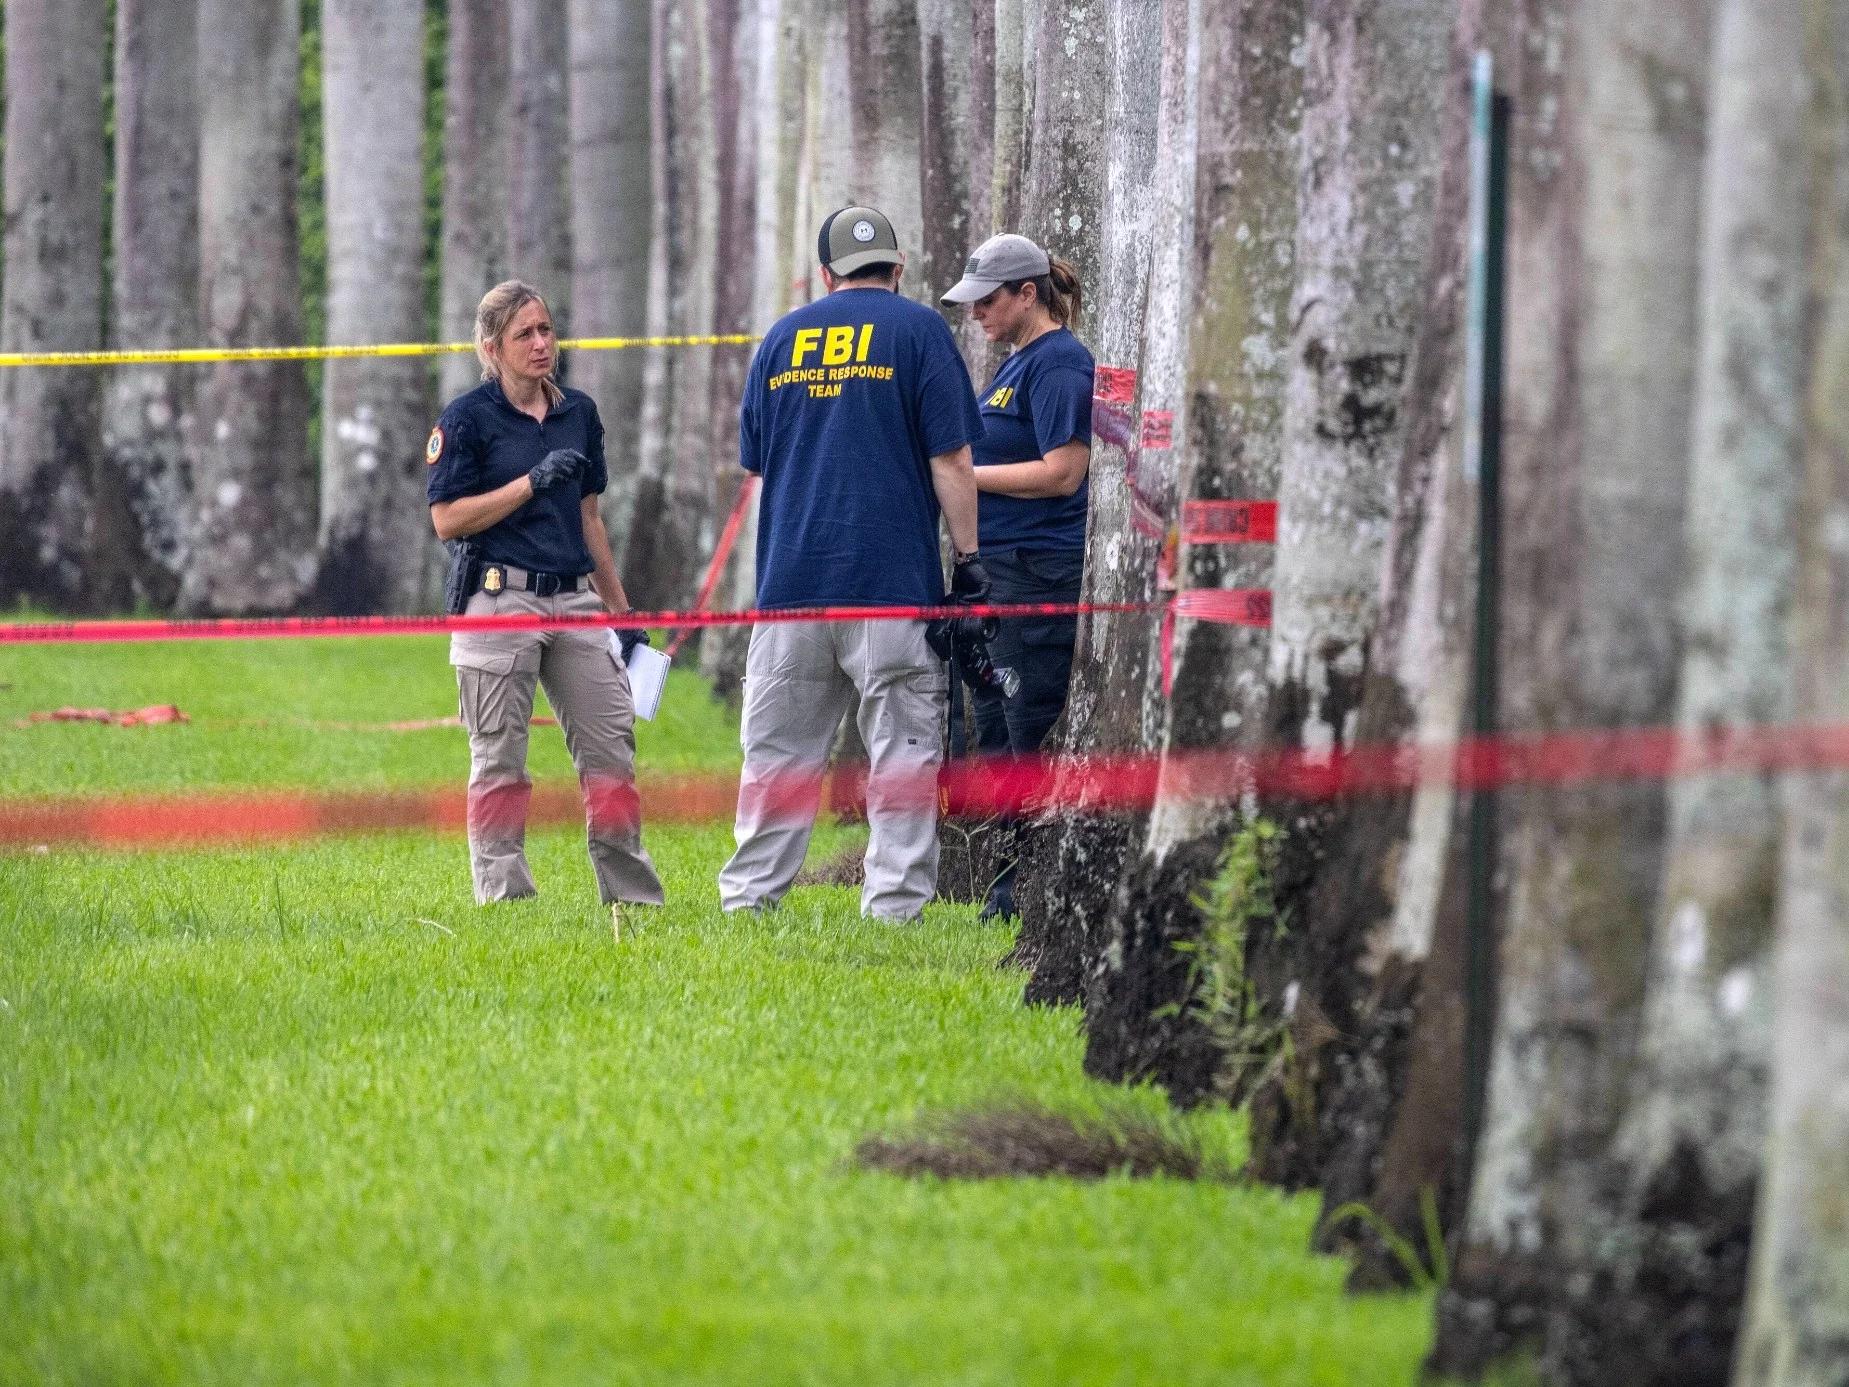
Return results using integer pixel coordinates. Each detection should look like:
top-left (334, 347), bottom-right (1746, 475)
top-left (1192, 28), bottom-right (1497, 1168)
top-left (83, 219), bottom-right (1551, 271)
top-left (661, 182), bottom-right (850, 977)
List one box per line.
top-left (1181, 500), bottom-right (1278, 545)
top-left (0, 600), bottom-right (1158, 646)
top-left (5, 721), bottom-right (1836, 852)
top-left (1160, 588), bottom-right (1276, 695)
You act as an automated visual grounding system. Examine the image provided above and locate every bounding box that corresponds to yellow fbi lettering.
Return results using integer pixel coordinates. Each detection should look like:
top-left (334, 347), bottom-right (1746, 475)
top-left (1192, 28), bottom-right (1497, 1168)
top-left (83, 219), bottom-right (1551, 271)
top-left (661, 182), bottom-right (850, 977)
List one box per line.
top-left (985, 386), bottom-right (1016, 409)
top-left (791, 323), bottom-right (875, 368)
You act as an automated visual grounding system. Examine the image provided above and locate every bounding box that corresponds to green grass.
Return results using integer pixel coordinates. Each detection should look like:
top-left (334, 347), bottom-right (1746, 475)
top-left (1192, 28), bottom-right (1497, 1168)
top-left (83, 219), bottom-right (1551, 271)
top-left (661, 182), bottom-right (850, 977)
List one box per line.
top-left (0, 637), bottom-right (1434, 1384)
top-left (0, 635), bottom-right (740, 796)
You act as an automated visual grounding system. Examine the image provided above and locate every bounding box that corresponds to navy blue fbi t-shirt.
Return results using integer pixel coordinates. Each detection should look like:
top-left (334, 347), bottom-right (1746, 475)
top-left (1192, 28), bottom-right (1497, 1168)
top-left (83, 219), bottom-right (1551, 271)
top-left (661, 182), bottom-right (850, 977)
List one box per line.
top-left (972, 327), bottom-right (1094, 552)
top-left (425, 379), bottom-right (609, 576)
top-left (741, 289), bottom-right (985, 609)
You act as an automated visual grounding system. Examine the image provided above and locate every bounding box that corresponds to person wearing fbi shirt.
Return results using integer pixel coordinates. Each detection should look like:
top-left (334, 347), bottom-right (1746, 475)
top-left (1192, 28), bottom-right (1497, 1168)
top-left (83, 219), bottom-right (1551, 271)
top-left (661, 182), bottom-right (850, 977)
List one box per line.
top-left (717, 206), bottom-right (987, 922)
top-left (427, 280), bottom-right (664, 931)
top-left (940, 233), bottom-right (1094, 920)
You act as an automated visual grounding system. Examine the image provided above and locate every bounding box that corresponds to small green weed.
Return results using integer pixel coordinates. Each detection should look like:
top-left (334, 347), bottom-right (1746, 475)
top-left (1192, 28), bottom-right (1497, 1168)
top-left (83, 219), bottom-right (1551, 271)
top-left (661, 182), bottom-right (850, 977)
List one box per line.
top-left (1160, 816), bottom-right (1292, 1101)
top-left (1323, 1187), bottom-right (1451, 1292)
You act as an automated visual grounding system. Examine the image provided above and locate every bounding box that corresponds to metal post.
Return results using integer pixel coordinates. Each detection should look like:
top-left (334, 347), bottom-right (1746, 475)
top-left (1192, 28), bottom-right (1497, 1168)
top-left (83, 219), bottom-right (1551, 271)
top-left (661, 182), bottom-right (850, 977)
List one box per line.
top-left (1461, 50), bottom-right (1509, 1186)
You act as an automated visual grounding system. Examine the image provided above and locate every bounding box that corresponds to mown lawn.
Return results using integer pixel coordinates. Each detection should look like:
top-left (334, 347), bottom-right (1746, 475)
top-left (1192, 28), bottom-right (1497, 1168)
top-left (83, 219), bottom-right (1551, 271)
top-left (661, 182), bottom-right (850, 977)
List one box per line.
top-left (0, 634), bottom-right (1432, 1385)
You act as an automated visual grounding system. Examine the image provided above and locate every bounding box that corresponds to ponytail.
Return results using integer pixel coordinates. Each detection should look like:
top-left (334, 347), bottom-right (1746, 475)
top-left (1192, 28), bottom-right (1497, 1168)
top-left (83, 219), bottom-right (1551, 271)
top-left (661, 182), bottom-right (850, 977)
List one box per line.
top-left (1041, 257), bottom-right (1083, 327)
top-left (1006, 255), bottom-right (1084, 328)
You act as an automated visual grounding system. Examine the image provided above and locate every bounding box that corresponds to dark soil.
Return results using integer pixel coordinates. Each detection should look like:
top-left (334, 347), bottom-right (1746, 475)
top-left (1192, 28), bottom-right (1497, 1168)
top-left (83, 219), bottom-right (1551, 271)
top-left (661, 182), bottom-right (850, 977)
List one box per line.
top-left (1008, 811), bottom-right (1141, 1006)
top-left (1081, 831), bottom-right (1228, 1107)
top-left (854, 1096), bottom-right (1241, 1184)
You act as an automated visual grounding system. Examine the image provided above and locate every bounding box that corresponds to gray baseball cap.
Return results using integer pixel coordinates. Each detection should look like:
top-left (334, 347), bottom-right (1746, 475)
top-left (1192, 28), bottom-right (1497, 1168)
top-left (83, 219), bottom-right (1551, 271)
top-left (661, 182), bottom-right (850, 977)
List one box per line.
top-left (818, 206), bottom-right (904, 275)
top-left (941, 233), bottom-right (1052, 304)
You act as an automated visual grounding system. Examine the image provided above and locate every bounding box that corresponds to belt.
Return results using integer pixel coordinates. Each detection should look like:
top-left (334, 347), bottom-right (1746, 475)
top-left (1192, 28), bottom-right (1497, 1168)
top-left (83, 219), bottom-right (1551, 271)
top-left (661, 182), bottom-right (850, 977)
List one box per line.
top-left (479, 563), bottom-right (592, 598)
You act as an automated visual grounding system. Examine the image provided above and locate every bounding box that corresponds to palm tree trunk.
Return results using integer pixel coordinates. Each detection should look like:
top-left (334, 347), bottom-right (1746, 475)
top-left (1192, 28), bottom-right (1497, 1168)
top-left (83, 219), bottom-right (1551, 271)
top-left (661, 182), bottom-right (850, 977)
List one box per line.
top-left (1080, 0), bottom-right (1304, 1095)
top-left (0, 0), bottom-right (110, 610)
top-left (99, 0), bottom-right (199, 612)
top-left (1007, 0), bottom-right (1161, 1007)
top-left (1234, 0), bottom-right (1456, 1187)
top-left (569, 0), bottom-right (654, 570)
top-left (1561, 0), bottom-right (1807, 1378)
top-left (316, 0), bottom-right (433, 615)
top-left (437, 0), bottom-right (510, 407)
top-left (1301, 0), bottom-right (1504, 1288)
top-left (1429, 0), bottom-right (1712, 1374)
top-left (1731, 6), bottom-right (1849, 1385)
top-left (187, 0), bottom-right (316, 614)
top-left (509, 0), bottom-right (572, 328)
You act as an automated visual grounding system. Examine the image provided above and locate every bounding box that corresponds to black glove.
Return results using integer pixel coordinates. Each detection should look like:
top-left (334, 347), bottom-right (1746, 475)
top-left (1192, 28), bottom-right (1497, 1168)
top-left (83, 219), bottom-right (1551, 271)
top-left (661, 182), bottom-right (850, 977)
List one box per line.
top-left (528, 448), bottom-right (587, 494)
top-left (949, 553), bottom-right (991, 606)
top-left (616, 627), bottom-right (650, 661)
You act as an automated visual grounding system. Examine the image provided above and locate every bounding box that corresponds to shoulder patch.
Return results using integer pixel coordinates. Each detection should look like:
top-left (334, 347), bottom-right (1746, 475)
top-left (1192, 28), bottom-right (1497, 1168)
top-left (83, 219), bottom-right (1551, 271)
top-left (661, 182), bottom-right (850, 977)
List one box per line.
top-left (426, 426), bottom-right (444, 465)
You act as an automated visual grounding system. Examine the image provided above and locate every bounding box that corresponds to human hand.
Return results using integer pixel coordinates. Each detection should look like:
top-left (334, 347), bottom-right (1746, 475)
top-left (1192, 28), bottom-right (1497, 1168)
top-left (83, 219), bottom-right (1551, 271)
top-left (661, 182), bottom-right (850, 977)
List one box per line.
top-left (528, 448), bottom-right (587, 493)
top-left (949, 553), bottom-right (991, 605)
top-left (616, 627), bottom-right (650, 661)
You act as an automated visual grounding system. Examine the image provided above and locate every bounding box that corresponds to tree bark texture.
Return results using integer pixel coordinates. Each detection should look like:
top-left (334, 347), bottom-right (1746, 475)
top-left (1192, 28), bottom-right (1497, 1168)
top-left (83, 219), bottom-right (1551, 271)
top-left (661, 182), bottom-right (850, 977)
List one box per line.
top-left (570, 0), bottom-right (655, 569)
top-left (509, 0), bottom-right (572, 331)
top-left (1009, 0), bottom-right (1163, 1009)
top-left (915, 0), bottom-right (978, 310)
top-left (625, 0), bottom-right (724, 611)
top-left (437, 0), bottom-right (510, 407)
top-left (317, 0), bottom-right (434, 615)
top-left (1733, 6), bottom-right (1849, 1385)
top-left (700, 0), bottom-right (763, 692)
top-left (0, 0), bottom-right (110, 609)
top-left (99, 0), bottom-right (199, 612)
top-left (1298, 0), bottom-right (1504, 1289)
top-left (1082, 0), bottom-right (1304, 1097)
top-left (846, 0), bottom-right (926, 302)
top-left (1151, 0), bottom-right (1453, 1163)
top-left (1430, 0), bottom-right (1711, 1375)
top-left (1564, 0), bottom-right (1806, 1379)
top-left (186, 0), bottom-right (316, 614)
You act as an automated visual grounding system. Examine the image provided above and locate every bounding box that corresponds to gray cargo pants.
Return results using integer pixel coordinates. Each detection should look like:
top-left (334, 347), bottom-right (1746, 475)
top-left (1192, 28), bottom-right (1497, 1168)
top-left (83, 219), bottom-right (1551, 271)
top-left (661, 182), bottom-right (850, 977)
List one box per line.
top-left (451, 584), bottom-right (665, 906)
top-left (718, 618), bottom-right (945, 921)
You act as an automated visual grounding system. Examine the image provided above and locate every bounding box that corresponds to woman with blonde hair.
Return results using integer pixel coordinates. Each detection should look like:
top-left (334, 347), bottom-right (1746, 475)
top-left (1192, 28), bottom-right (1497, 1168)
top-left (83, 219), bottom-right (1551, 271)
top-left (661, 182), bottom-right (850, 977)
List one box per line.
top-left (426, 280), bottom-right (663, 932)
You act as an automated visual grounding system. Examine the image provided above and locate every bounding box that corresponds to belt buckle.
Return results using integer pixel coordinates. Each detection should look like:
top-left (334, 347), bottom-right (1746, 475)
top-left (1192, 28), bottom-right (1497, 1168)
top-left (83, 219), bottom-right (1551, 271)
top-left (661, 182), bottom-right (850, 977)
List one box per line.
top-left (482, 565), bottom-right (505, 595)
top-left (535, 572), bottom-right (561, 598)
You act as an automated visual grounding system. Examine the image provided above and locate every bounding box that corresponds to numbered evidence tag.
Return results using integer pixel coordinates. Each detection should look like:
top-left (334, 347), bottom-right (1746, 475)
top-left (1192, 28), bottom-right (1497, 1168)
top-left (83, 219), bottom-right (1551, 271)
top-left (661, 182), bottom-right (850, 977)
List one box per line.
top-left (610, 634), bottom-right (672, 721)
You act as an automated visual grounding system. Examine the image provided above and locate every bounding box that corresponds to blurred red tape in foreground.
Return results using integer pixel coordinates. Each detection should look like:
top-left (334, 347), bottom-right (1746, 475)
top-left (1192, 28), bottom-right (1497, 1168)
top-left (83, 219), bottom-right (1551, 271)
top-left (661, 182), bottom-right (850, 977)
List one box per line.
top-left (5, 722), bottom-right (1846, 851)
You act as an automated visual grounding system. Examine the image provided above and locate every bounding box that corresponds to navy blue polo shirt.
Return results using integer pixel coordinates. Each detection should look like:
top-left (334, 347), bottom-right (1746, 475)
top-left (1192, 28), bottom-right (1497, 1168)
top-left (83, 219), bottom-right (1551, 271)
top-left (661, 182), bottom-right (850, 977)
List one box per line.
top-left (740, 288), bottom-right (985, 608)
top-left (972, 327), bottom-right (1093, 552)
top-left (425, 379), bottom-right (609, 576)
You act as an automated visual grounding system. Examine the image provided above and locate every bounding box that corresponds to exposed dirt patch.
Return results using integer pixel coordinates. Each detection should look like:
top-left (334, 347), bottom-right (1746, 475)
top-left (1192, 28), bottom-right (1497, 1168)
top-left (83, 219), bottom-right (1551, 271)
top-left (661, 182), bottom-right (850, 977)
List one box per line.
top-left (854, 1096), bottom-right (1241, 1183)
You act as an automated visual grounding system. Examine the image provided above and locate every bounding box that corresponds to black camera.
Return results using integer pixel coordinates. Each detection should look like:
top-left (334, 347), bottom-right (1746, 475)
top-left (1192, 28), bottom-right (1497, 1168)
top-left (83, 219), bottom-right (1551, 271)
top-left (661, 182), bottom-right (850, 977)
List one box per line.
top-left (927, 614), bottom-right (1022, 700)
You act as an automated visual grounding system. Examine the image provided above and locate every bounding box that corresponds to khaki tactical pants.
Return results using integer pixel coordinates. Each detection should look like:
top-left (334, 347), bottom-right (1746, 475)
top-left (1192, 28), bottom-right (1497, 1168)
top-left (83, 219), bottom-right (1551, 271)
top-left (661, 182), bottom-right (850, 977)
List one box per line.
top-left (451, 585), bottom-right (665, 907)
top-left (718, 619), bottom-right (945, 921)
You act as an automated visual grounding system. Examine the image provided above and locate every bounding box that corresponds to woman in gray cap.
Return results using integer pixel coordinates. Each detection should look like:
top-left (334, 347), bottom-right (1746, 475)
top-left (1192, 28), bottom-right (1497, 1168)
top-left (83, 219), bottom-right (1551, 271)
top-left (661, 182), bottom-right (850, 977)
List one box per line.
top-left (941, 233), bottom-right (1092, 920)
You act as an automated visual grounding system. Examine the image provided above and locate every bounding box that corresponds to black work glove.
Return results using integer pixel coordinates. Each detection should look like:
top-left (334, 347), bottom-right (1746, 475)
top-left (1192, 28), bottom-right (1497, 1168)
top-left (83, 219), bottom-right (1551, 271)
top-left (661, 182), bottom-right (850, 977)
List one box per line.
top-left (616, 627), bottom-right (650, 661)
top-left (528, 448), bottom-right (587, 494)
top-left (949, 553), bottom-right (991, 606)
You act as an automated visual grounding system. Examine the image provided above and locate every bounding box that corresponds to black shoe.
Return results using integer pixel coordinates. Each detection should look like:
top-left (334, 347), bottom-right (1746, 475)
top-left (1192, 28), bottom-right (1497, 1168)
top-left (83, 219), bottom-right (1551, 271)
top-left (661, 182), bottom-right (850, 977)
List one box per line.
top-left (979, 866), bottom-right (1017, 922)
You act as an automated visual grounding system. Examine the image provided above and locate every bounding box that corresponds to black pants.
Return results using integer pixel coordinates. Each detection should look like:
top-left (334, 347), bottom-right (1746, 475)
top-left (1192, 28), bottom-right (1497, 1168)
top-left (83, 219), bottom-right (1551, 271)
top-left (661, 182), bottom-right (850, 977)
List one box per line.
top-left (970, 547), bottom-right (1084, 756)
top-left (965, 548), bottom-right (1082, 916)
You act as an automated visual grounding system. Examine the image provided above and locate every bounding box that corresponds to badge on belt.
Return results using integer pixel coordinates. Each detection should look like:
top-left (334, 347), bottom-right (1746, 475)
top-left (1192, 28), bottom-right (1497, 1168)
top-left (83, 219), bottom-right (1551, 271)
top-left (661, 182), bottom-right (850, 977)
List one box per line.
top-left (482, 565), bottom-right (505, 594)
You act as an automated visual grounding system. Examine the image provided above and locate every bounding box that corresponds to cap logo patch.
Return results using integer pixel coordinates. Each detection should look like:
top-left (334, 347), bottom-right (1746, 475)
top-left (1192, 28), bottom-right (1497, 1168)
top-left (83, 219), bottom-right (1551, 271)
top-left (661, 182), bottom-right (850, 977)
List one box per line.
top-left (425, 427), bottom-right (444, 465)
top-left (966, 257), bottom-right (982, 274)
top-left (852, 219), bottom-right (878, 243)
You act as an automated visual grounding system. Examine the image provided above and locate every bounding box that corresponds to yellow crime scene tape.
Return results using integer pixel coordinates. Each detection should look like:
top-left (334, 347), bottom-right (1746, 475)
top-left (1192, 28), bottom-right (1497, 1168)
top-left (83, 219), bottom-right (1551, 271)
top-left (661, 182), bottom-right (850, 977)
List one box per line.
top-left (0, 334), bottom-right (761, 369)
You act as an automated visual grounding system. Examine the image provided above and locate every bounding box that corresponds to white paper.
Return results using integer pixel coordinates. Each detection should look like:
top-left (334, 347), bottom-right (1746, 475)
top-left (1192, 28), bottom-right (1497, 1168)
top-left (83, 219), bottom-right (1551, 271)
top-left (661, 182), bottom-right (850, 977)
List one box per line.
top-left (615, 636), bottom-right (671, 721)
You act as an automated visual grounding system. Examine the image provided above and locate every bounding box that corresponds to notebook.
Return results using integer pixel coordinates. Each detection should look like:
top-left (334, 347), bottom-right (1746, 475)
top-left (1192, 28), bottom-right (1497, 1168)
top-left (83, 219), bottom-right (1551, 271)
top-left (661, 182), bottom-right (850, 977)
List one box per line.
top-left (614, 636), bottom-right (671, 721)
